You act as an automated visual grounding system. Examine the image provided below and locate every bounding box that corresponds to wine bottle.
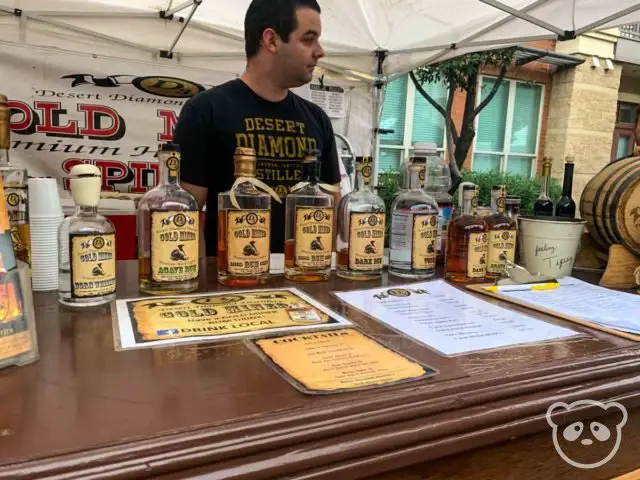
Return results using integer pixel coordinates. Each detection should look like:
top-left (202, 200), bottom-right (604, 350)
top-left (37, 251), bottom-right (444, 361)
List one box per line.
top-left (533, 158), bottom-right (554, 217)
top-left (555, 157), bottom-right (576, 218)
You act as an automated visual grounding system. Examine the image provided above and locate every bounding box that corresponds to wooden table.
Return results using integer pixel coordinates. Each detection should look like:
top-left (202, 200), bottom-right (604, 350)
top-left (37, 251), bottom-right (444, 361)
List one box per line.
top-left (1, 259), bottom-right (639, 479)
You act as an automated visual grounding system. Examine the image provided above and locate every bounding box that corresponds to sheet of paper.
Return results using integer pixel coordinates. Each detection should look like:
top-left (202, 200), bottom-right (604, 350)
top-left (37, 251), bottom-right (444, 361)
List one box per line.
top-left (113, 288), bottom-right (351, 350)
top-left (334, 281), bottom-right (579, 356)
top-left (308, 84), bottom-right (346, 118)
top-left (253, 328), bottom-right (437, 394)
top-left (501, 277), bottom-right (640, 334)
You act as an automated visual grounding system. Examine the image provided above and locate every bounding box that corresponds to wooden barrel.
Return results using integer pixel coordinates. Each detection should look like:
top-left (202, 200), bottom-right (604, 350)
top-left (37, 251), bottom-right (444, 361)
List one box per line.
top-left (580, 156), bottom-right (640, 256)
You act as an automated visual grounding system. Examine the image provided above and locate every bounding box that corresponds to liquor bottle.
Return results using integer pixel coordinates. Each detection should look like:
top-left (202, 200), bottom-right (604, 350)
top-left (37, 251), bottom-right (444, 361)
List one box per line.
top-left (138, 143), bottom-right (199, 295)
top-left (336, 156), bottom-right (386, 280)
top-left (445, 185), bottom-right (489, 284)
top-left (58, 164), bottom-right (116, 307)
top-left (0, 95), bottom-right (30, 265)
top-left (389, 156), bottom-right (439, 278)
top-left (484, 185), bottom-right (516, 281)
top-left (218, 147), bottom-right (277, 287)
top-left (533, 158), bottom-right (554, 217)
top-left (555, 157), bottom-right (576, 218)
top-left (284, 150), bottom-right (335, 282)
top-left (421, 143), bottom-right (454, 263)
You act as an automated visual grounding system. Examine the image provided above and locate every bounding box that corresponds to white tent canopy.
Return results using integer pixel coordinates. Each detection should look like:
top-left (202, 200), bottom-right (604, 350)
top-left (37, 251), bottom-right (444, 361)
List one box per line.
top-left (1, 0), bottom-right (640, 80)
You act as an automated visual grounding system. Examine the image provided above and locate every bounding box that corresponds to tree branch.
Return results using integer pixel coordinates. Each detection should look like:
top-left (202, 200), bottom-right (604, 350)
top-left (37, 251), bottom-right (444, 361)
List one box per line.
top-left (410, 71), bottom-right (459, 143)
top-left (472, 64), bottom-right (508, 118)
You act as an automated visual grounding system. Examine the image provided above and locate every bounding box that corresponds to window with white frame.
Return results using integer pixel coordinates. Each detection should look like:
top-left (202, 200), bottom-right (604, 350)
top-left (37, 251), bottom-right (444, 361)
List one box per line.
top-left (472, 76), bottom-right (544, 177)
top-left (377, 75), bottom-right (448, 172)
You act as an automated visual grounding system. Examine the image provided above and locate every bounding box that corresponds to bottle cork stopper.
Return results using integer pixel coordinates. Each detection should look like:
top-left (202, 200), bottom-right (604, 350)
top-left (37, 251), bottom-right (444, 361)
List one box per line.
top-left (70, 164), bottom-right (101, 207)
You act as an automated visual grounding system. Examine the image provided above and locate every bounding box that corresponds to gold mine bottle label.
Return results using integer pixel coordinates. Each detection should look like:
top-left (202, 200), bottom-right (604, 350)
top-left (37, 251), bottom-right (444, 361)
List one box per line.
top-left (412, 214), bottom-right (438, 270)
top-left (226, 209), bottom-right (270, 275)
top-left (348, 212), bottom-right (385, 271)
top-left (467, 232), bottom-right (488, 278)
top-left (295, 207), bottom-right (332, 268)
top-left (70, 233), bottom-right (116, 298)
top-left (151, 211), bottom-right (199, 282)
top-left (487, 229), bottom-right (516, 274)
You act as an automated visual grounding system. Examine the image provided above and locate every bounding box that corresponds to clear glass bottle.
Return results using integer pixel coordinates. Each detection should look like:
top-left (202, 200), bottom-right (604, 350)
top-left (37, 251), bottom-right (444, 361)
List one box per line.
top-left (445, 185), bottom-right (489, 284)
top-left (389, 157), bottom-right (439, 278)
top-left (0, 94), bottom-right (30, 266)
top-left (534, 157), bottom-right (554, 217)
top-left (484, 185), bottom-right (517, 281)
top-left (218, 147), bottom-right (271, 287)
top-left (284, 151), bottom-right (333, 282)
top-left (336, 156), bottom-right (386, 280)
top-left (555, 156), bottom-right (576, 218)
top-left (58, 164), bottom-right (116, 307)
top-left (138, 143), bottom-right (199, 295)
top-left (421, 143), bottom-right (454, 264)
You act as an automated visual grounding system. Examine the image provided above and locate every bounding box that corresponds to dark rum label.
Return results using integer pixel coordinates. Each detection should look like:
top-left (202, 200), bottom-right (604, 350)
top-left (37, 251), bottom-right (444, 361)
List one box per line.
top-left (467, 232), bottom-right (488, 278)
top-left (226, 210), bottom-right (270, 275)
top-left (348, 212), bottom-right (385, 271)
top-left (151, 211), bottom-right (199, 282)
top-left (70, 233), bottom-right (116, 298)
top-left (295, 207), bottom-right (332, 268)
top-left (487, 229), bottom-right (516, 275)
top-left (412, 214), bottom-right (438, 270)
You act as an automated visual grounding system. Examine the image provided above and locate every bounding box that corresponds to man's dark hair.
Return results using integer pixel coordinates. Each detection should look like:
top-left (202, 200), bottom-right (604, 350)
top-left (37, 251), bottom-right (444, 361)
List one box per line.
top-left (244, 0), bottom-right (321, 57)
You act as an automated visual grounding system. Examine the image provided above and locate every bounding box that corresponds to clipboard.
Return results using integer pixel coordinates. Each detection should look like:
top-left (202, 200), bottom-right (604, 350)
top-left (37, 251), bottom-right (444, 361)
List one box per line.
top-left (466, 283), bottom-right (640, 342)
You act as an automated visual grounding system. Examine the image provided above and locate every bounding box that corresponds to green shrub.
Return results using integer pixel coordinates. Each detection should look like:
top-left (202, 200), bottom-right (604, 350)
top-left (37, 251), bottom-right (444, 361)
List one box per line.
top-left (375, 171), bottom-right (401, 246)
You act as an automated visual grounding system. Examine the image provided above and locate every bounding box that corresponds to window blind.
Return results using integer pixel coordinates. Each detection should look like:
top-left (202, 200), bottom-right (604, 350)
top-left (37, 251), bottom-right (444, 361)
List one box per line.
top-left (412, 81), bottom-right (446, 147)
top-left (510, 83), bottom-right (542, 155)
top-left (379, 148), bottom-right (402, 172)
top-left (379, 75), bottom-right (407, 146)
top-left (475, 77), bottom-right (509, 153)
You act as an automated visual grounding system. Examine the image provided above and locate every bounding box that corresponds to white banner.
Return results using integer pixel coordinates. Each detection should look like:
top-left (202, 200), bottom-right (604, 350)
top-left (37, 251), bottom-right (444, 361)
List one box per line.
top-left (0, 44), bottom-right (235, 199)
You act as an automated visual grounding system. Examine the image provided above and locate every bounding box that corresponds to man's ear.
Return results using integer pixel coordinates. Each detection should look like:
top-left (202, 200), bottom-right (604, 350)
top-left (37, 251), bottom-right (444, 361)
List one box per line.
top-left (261, 28), bottom-right (279, 54)
top-left (546, 402), bottom-right (571, 428)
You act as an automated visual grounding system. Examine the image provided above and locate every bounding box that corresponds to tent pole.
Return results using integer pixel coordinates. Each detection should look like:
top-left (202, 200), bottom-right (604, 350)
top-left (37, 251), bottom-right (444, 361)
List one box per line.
top-left (371, 50), bottom-right (387, 186)
top-left (162, 0), bottom-right (201, 58)
top-left (162, 0), bottom-right (196, 18)
top-left (479, 0), bottom-right (565, 36)
top-left (574, 4), bottom-right (640, 36)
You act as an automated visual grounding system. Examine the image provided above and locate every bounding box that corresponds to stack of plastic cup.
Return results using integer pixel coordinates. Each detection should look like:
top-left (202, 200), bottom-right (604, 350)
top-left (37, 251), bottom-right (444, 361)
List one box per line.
top-left (28, 178), bottom-right (63, 291)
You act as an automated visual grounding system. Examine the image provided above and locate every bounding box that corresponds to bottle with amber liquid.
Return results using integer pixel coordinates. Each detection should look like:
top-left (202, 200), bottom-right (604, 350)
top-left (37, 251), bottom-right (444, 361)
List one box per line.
top-left (336, 156), bottom-right (385, 280)
top-left (218, 147), bottom-right (273, 287)
top-left (445, 185), bottom-right (488, 284)
top-left (138, 143), bottom-right (200, 295)
top-left (284, 151), bottom-right (334, 282)
top-left (533, 158), bottom-right (554, 217)
top-left (484, 185), bottom-right (516, 281)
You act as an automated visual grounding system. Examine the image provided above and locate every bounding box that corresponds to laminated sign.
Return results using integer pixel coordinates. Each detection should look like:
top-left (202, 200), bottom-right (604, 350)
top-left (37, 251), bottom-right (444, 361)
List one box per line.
top-left (112, 288), bottom-right (351, 350)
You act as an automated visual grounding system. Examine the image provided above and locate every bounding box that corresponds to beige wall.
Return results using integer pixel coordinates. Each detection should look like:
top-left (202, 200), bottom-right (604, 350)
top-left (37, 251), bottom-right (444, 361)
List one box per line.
top-left (544, 58), bottom-right (622, 204)
top-left (619, 68), bottom-right (640, 104)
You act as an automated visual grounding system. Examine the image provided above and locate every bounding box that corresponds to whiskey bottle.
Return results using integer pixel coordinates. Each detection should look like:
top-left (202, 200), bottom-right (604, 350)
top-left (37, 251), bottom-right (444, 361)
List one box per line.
top-left (284, 150), bottom-right (335, 282)
top-left (445, 185), bottom-right (488, 284)
top-left (555, 157), bottom-right (576, 218)
top-left (484, 185), bottom-right (516, 281)
top-left (389, 157), bottom-right (439, 278)
top-left (336, 156), bottom-right (385, 280)
top-left (533, 158), bottom-right (554, 216)
top-left (58, 164), bottom-right (116, 307)
top-left (138, 143), bottom-right (199, 295)
top-left (218, 147), bottom-right (278, 287)
top-left (0, 95), bottom-right (30, 265)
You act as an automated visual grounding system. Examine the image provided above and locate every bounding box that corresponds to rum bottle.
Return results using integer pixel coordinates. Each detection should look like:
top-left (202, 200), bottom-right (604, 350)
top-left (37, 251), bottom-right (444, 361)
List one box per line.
top-left (484, 185), bottom-right (516, 281)
top-left (284, 150), bottom-right (334, 282)
top-left (555, 157), bottom-right (576, 218)
top-left (0, 94), bottom-right (30, 265)
top-left (336, 156), bottom-right (385, 280)
top-left (218, 147), bottom-right (273, 287)
top-left (389, 156), bottom-right (439, 278)
top-left (138, 143), bottom-right (199, 295)
top-left (533, 158), bottom-right (554, 216)
top-left (445, 185), bottom-right (488, 284)
top-left (58, 164), bottom-right (116, 307)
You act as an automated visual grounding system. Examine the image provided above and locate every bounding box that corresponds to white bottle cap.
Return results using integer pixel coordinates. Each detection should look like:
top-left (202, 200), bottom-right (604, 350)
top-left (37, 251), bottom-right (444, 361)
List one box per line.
top-left (69, 164), bottom-right (101, 207)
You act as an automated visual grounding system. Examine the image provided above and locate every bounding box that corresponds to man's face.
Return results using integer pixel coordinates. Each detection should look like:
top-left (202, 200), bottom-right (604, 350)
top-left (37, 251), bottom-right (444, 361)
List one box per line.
top-left (275, 8), bottom-right (325, 88)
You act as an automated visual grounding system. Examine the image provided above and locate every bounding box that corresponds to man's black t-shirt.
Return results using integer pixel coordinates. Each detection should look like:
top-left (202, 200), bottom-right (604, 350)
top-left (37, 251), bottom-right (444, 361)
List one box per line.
top-left (173, 79), bottom-right (340, 256)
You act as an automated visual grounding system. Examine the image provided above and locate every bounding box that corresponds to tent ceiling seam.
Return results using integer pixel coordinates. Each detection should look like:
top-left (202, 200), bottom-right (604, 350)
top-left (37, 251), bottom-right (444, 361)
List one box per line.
top-left (479, 0), bottom-right (566, 36)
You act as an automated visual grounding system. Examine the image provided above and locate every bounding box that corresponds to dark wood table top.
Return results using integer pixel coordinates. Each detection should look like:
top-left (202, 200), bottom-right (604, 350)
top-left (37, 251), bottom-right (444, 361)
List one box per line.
top-left (1, 259), bottom-right (639, 479)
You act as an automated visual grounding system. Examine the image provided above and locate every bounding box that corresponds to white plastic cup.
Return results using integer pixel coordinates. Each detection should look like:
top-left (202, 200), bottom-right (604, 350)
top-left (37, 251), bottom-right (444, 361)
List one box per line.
top-left (28, 178), bottom-right (63, 217)
top-left (517, 216), bottom-right (587, 278)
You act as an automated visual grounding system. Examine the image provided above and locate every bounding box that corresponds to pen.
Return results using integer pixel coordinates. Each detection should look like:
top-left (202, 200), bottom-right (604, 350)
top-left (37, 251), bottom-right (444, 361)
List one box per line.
top-left (484, 282), bottom-right (559, 293)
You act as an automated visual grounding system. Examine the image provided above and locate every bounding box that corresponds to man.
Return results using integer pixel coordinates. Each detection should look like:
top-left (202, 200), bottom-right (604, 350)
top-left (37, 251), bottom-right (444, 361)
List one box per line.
top-left (174, 0), bottom-right (341, 256)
